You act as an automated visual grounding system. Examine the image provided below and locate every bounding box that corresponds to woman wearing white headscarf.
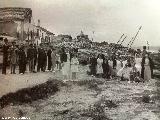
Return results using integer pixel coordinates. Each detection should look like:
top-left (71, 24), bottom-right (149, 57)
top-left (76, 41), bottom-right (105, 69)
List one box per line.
top-left (96, 54), bottom-right (103, 77)
top-left (62, 53), bottom-right (70, 79)
top-left (71, 54), bottom-right (79, 79)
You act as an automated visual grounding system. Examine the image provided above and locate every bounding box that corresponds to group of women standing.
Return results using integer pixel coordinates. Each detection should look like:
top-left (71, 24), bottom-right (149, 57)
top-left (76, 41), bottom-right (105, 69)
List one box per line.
top-left (89, 53), bottom-right (111, 79)
top-left (60, 48), bottom-right (79, 80)
top-left (89, 51), bottom-right (154, 82)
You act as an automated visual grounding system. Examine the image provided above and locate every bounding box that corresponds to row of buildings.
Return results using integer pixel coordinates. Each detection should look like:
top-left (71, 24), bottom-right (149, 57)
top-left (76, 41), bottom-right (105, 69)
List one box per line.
top-left (0, 7), bottom-right (55, 45)
top-left (0, 7), bottom-right (123, 52)
top-left (0, 7), bottom-right (93, 49)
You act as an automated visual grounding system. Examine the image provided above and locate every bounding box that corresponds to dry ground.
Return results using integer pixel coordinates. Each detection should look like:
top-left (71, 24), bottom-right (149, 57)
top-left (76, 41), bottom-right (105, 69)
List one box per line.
top-left (0, 65), bottom-right (159, 120)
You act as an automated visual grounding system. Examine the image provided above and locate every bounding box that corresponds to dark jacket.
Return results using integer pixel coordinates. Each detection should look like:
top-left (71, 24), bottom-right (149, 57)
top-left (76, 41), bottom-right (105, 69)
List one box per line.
top-left (102, 59), bottom-right (110, 74)
top-left (33, 47), bottom-right (38, 59)
top-left (112, 55), bottom-right (117, 67)
top-left (47, 49), bottom-right (52, 59)
top-left (27, 47), bottom-right (35, 60)
top-left (18, 49), bottom-right (27, 64)
top-left (2, 44), bottom-right (9, 63)
top-left (141, 57), bottom-right (154, 79)
top-left (38, 48), bottom-right (46, 64)
top-left (90, 57), bottom-right (97, 67)
top-left (60, 52), bottom-right (67, 63)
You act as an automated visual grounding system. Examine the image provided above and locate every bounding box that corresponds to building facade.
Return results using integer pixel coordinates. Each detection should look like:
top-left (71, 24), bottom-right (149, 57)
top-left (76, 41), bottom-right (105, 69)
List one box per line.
top-left (0, 7), bottom-right (32, 42)
top-left (0, 7), bottom-right (54, 45)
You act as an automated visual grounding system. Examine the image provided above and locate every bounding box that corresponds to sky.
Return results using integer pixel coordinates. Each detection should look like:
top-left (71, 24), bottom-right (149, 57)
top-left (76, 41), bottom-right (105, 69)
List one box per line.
top-left (0, 0), bottom-right (160, 47)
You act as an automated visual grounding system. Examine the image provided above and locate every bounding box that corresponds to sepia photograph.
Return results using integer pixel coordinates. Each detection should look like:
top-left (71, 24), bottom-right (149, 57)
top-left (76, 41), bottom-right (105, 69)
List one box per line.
top-left (0, 0), bottom-right (160, 119)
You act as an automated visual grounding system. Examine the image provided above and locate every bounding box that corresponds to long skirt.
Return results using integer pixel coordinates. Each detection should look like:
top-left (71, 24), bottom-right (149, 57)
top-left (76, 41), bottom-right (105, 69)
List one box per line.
top-left (97, 65), bottom-right (103, 74)
top-left (62, 62), bottom-right (70, 76)
top-left (52, 60), bottom-right (56, 70)
top-left (144, 65), bottom-right (151, 81)
top-left (71, 64), bottom-right (79, 73)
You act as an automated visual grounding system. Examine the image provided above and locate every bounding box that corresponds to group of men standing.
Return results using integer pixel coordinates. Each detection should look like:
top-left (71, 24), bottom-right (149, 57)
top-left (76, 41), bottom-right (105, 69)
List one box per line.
top-left (1, 38), bottom-right (58, 75)
top-left (1, 38), bottom-right (79, 75)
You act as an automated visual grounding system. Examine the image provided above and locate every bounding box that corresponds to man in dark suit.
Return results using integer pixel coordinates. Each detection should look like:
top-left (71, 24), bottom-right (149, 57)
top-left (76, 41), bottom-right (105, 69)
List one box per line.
top-left (18, 45), bottom-right (27, 74)
top-left (2, 38), bottom-right (9, 74)
top-left (47, 47), bottom-right (52, 71)
top-left (33, 44), bottom-right (38, 71)
top-left (37, 44), bottom-right (46, 72)
top-left (27, 44), bottom-right (35, 72)
top-left (60, 47), bottom-right (67, 63)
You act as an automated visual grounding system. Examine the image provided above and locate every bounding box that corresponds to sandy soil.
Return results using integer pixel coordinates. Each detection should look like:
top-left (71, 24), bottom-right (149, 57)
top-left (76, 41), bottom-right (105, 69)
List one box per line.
top-left (0, 65), bottom-right (160, 120)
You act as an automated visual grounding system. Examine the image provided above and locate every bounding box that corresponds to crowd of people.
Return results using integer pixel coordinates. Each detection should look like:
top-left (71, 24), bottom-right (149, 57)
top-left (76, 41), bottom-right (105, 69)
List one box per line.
top-left (1, 38), bottom-right (79, 80)
top-left (87, 46), bottom-right (154, 83)
top-left (1, 38), bottom-right (154, 82)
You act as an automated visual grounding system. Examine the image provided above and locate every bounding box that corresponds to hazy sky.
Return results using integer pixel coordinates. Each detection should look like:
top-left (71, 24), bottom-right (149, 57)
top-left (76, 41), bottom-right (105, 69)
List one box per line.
top-left (0, 0), bottom-right (160, 46)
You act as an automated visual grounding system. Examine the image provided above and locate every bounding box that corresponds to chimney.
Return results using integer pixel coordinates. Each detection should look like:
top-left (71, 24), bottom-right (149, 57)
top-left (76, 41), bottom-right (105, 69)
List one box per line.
top-left (37, 19), bottom-right (40, 27)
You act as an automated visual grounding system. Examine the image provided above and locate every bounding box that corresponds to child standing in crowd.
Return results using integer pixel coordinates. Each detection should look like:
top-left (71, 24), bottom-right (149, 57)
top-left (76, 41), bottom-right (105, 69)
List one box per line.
top-left (129, 62), bottom-right (138, 83)
top-left (129, 62), bottom-right (142, 83)
top-left (71, 54), bottom-right (79, 80)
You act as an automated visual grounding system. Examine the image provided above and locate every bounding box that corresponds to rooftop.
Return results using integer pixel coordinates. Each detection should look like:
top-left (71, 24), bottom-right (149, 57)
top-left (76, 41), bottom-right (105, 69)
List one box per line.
top-left (0, 7), bottom-right (32, 20)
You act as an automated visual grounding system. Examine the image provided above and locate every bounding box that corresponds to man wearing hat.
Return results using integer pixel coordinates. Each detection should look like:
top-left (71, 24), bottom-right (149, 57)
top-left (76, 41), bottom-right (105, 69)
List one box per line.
top-left (2, 38), bottom-right (9, 74)
top-left (37, 43), bottom-right (46, 72)
top-left (27, 44), bottom-right (35, 72)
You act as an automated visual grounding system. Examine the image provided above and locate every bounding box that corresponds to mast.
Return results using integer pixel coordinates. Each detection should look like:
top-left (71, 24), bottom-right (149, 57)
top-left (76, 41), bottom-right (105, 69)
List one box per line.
top-left (120, 35), bottom-right (127, 45)
top-left (112, 34), bottom-right (125, 50)
top-left (117, 34), bottom-right (124, 44)
top-left (127, 37), bottom-right (134, 47)
top-left (130, 26), bottom-right (142, 48)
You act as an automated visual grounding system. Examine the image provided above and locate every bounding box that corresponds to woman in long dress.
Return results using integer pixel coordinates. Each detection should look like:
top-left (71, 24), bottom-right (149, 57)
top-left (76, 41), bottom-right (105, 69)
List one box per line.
top-left (141, 53), bottom-right (154, 82)
top-left (62, 53), bottom-right (71, 79)
top-left (102, 56), bottom-right (110, 78)
top-left (51, 49), bottom-right (56, 72)
top-left (97, 54), bottom-right (103, 77)
top-left (55, 52), bottom-right (61, 71)
top-left (71, 54), bottom-right (79, 80)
